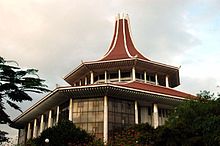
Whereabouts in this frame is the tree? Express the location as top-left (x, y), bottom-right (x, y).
top-left (31, 120), bottom-right (103, 146)
top-left (0, 56), bottom-right (49, 143)
top-left (155, 90), bottom-right (220, 146)
top-left (108, 123), bottom-right (155, 146)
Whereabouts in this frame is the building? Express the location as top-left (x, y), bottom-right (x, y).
top-left (11, 14), bottom-right (195, 145)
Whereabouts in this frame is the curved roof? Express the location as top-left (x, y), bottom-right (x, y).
top-left (100, 14), bottom-right (149, 61)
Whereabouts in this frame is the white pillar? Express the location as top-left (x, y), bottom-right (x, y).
top-left (48, 110), bottom-right (52, 128)
top-left (103, 96), bottom-right (108, 144)
top-left (79, 80), bottom-right (82, 86)
top-left (69, 98), bottom-right (73, 121)
top-left (27, 123), bottom-right (31, 140)
top-left (132, 67), bottom-right (136, 81)
top-left (135, 101), bottom-right (138, 124)
top-left (118, 69), bottom-right (121, 82)
top-left (105, 71), bottom-right (107, 83)
top-left (33, 119), bottom-right (37, 138)
top-left (56, 106), bottom-right (59, 124)
top-left (40, 115), bottom-right (44, 134)
top-left (153, 103), bottom-right (159, 128)
top-left (155, 74), bottom-right (158, 85)
top-left (165, 75), bottom-right (169, 87)
top-left (144, 71), bottom-right (147, 83)
top-left (85, 77), bottom-right (87, 85)
top-left (90, 71), bottom-right (94, 84)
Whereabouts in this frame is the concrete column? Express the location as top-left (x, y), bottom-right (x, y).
top-left (48, 110), bottom-right (52, 128)
top-left (103, 96), bottom-right (108, 144)
top-left (135, 101), bottom-right (138, 124)
top-left (90, 71), bottom-right (94, 84)
top-left (132, 67), bottom-right (136, 81)
top-left (105, 71), bottom-right (107, 83)
top-left (155, 74), bottom-right (158, 85)
top-left (33, 119), bottom-right (37, 138)
top-left (85, 77), bottom-right (87, 85)
top-left (27, 123), bottom-right (31, 140)
top-left (165, 75), bottom-right (169, 87)
top-left (69, 98), bottom-right (73, 121)
top-left (144, 71), bottom-right (147, 83)
top-left (40, 115), bottom-right (44, 134)
top-left (56, 106), bottom-right (59, 124)
top-left (153, 103), bottom-right (159, 128)
top-left (79, 80), bottom-right (82, 86)
top-left (118, 69), bottom-right (121, 82)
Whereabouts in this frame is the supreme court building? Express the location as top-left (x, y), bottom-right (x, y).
top-left (11, 14), bottom-right (195, 145)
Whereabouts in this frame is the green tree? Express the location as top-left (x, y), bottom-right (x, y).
top-left (32, 120), bottom-right (103, 146)
top-left (109, 123), bottom-right (155, 146)
top-left (155, 90), bottom-right (220, 146)
top-left (0, 56), bottom-right (49, 143)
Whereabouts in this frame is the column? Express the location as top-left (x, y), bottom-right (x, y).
top-left (105, 71), bottom-right (107, 83)
top-left (118, 69), bottom-right (121, 82)
top-left (56, 106), bottom-right (59, 124)
top-left (27, 123), bottom-right (31, 140)
top-left (135, 101), bottom-right (138, 124)
top-left (165, 75), bottom-right (169, 87)
top-left (153, 103), bottom-right (159, 128)
top-left (85, 77), bottom-right (87, 85)
top-left (33, 119), bottom-right (37, 138)
top-left (48, 110), bottom-right (52, 128)
top-left (90, 71), bottom-right (94, 84)
top-left (40, 114), bottom-right (44, 134)
top-left (144, 71), bottom-right (147, 83)
top-left (69, 98), bottom-right (73, 121)
top-left (155, 74), bottom-right (158, 85)
top-left (132, 67), bottom-right (136, 81)
top-left (79, 80), bottom-right (82, 86)
top-left (103, 96), bottom-right (108, 144)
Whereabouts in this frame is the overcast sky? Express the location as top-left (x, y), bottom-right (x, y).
top-left (1, 0), bottom-right (220, 140)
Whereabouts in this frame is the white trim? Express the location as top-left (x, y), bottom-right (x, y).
top-left (123, 18), bottom-right (132, 58)
top-left (144, 71), bottom-right (147, 83)
top-left (126, 14), bottom-right (148, 59)
top-left (132, 67), bottom-right (136, 81)
top-left (90, 71), bottom-right (94, 84)
top-left (105, 71), bottom-right (107, 83)
top-left (100, 15), bottom-right (120, 60)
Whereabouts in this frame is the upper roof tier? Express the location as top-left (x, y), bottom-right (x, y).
top-left (100, 13), bottom-right (149, 61)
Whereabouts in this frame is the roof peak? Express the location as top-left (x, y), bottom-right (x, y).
top-left (100, 14), bottom-right (150, 61)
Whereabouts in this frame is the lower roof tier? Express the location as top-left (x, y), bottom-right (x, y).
top-left (11, 81), bottom-right (196, 128)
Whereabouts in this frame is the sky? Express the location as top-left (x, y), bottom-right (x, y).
top-left (1, 0), bottom-right (220, 141)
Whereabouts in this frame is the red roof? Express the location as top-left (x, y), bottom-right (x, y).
top-left (100, 14), bottom-right (149, 61)
top-left (113, 81), bottom-right (196, 99)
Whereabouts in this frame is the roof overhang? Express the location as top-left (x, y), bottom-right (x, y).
top-left (64, 58), bottom-right (180, 87)
top-left (11, 82), bottom-right (189, 129)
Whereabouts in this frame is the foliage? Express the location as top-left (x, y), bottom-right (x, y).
top-left (0, 56), bottom-right (49, 143)
top-left (154, 90), bottom-right (220, 146)
top-left (108, 123), bottom-right (155, 146)
top-left (32, 120), bottom-right (104, 146)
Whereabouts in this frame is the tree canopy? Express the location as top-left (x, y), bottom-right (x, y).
top-left (0, 56), bottom-right (49, 143)
top-left (154, 91), bottom-right (220, 146)
top-left (31, 120), bottom-right (103, 146)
